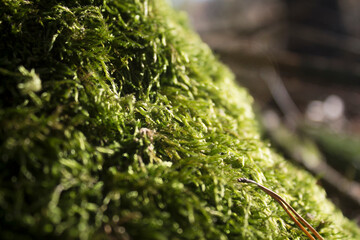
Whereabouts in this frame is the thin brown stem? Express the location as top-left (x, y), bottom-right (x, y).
top-left (237, 178), bottom-right (324, 240)
top-left (274, 196), bottom-right (316, 240)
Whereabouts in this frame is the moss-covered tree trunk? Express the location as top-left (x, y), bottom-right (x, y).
top-left (0, 0), bottom-right (359, 239)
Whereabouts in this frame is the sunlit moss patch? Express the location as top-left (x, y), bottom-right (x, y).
top-left (0, 0), bottom-right (359, 239)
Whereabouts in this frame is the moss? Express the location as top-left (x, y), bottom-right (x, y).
top-left (0, 0), bottom-right (359, 239)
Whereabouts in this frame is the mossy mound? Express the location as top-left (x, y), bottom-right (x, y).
top-left (0, 0), bottom-right (359, 239)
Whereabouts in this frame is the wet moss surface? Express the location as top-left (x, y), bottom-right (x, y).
top-left (1, 0), bottom-right (359, 239)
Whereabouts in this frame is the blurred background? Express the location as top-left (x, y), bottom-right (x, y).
top-left (170, 0), bottom-right (360, 224)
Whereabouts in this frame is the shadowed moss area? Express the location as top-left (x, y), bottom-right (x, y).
top-left (0, 0), bottom-right (359, 239)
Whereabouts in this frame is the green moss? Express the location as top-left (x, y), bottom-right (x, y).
top-left (0, 0), bottom-right (359, 239)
